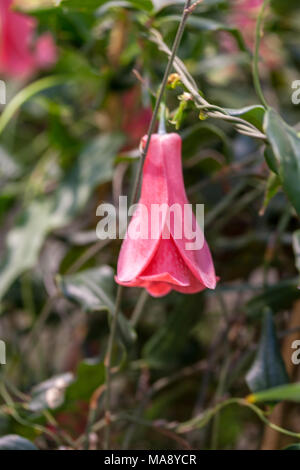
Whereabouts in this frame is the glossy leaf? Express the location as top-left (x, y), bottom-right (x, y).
top-left (261, 172), bottom-right (281, 212)
top-left (246, 309), bottom-right (289, 394)
top-left (225, 105), bottom-right (265, 132)
top-left (264, 147), bottom-right (279, 175)
top-left (248, 382), bottom-right (300, 404)
top-left (65, 359), bottom-right (106, 402)
top-left (264, 108), bottom-right (300, 216)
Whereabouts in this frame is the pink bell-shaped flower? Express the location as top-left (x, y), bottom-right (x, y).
top-left (116, 133), bottom-right (218, 297)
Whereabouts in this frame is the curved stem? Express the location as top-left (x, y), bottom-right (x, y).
top-left (151, 28), bottom-right (267, 140)
top-left (103, 285), bottom-right (123, 449)
top-left (253, 0), bottom-right (270, 109)
top-left (130, 289), bottom-right (149, 328)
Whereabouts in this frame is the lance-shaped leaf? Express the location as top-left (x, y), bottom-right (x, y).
top-left (264, 108), bottom-right (300, 216)
top-left (246, 308), bottom-right (289, 394)
top-left (261, 172), bottom-right (281, 213)
top-left (57, 266), bottom-right (136, 347)
top-left (247, 382), bottom-right (300, 404)
top-left (225, 105), bottom-right (265, 132)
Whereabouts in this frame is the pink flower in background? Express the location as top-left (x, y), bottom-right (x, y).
top-left (223, 0), bottom-right (282, 69)
top-left (116, 133), bottom-right (218, 297)
top-left (122, 88), bottom-right (152, 150)
top-left (0, 0), bottom-right (57, 79)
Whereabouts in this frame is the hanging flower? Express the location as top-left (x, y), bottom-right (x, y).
top-left (115, 133), bottom-right (218, 297)
top-left (0, 0), bottom-right (57, 79)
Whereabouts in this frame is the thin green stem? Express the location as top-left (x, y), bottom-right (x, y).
top-left (130, 0), bottom-right (192, 207)
top-left (253, 0), bottom-right (270, 109)
top-left (102, 0), bottom-right (194, 450)
top-left (130, 289), bottom-right (149, 328)
top-left (103, 285), bottom-right (124, 449)
top-left (0, 76), bottom-right (66, 136)
top-left (176, 397), bottom-right (300, 441)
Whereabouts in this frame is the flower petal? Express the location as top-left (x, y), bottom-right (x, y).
top-left (117, 135), bottom-right (168, 283)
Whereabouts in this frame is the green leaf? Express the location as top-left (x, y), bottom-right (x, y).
top-left (224, 105), bottom-right (265, 132)
top-left (248, 382), bottom-right (300, 404)
top-left (57, 266), bottom-right (136, 347)
top-left (261, 172), bottom-right (281, 212)
top-left (65, 359), bottom-right (105, 402)
top-left (246, 279), bottom-right (300, 318)
top-left (246, 309), bottom-right (289, 394)
top-left (283, 444), bottom-right (300, 450)
top-left (264, 146), bottom-right (279, 174)
top-left (0, 435), bottom-right (38, 450)
top-left (264, 108), bottom-right (300, 216)
top-left (0, 134), bottom-right (123, 301)
top-left (0, 200), bottom-right (52, 301)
